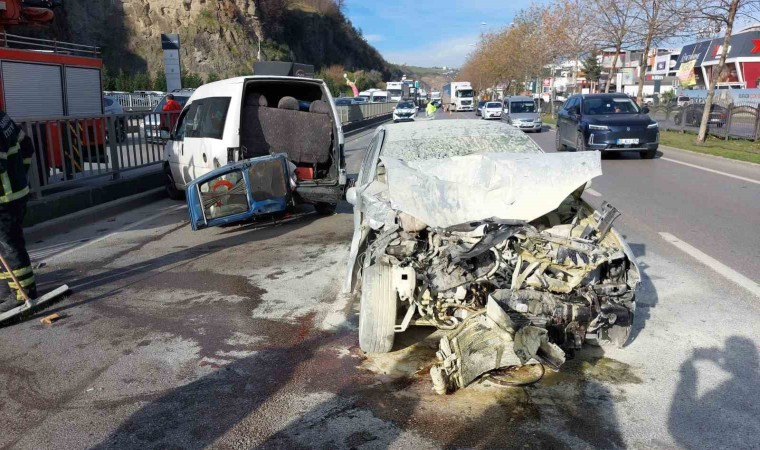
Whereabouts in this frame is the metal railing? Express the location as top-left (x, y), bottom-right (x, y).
top-left (16, 102), bottom-right (398, 199)
top-left (649, 99), bottom-right (760, 141)
top-left (106, 93), bottom-right (163, 112)
top-left (0, 32), bottom-right (100, 58)
top-left (336, 101), bottom-right (397, 124)
top-left (17, 112), bottom-right (176, 199)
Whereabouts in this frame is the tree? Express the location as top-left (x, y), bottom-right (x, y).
top-left (628, 0), bottom-right (696, 103)
top-left (582, 53), bottom-right (603, 91)
top-left (551, 0), bottom-right (602, 95)
top-left (592, 0), bottom-right (639, 92)
top-left (153, 70), bottom-right (167, 92)
top-left (206, 72), bottom-right (220, 83)
top-left (694, 0), bottom-right (760, 144)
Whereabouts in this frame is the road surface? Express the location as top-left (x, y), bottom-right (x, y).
top-left (1, 111), bottom-right (758, 449)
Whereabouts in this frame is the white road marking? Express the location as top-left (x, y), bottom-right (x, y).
top-left (659, 232), bottom-right (760, 298)
top-left (37, 205), bottom-right (186, 263)
top-left (660, 157), bottom-right (760, 185)
top-left (585, 188), bottom-right (603, 197)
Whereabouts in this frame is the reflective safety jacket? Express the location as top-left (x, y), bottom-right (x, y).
top-left (0, 112), bottom-right (34, 203)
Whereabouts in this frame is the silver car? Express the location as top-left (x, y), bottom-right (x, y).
top-left (345, 120), bottom-right (640, 392)
top-left (502, 95), bottom-right (543, 132)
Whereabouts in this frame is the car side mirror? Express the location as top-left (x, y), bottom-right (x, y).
top-left (641, 107), bottom-right (650, 114)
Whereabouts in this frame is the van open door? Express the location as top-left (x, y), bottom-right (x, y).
top-left (186, 153), bottom-right (292, 230)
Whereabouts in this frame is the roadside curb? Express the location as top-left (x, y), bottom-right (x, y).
top-left (659, 145), bottom-right (760, 168)
top-left (25, 187), bottom-right (168, 242)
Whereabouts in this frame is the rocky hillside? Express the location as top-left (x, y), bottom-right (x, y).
top-left (29, 0), bottom-right (398, 80)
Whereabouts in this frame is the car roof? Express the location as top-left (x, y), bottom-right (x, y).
top-left (189, 75), bottom-right (326, 101)
top-left (581, 93), bottom-right (629, 99)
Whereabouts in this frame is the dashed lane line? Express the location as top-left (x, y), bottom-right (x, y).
top-left (659, 232), bottom-right (760, 298)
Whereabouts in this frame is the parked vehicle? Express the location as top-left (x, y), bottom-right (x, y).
top-left (103, 96), bottom-right (127, 143)
top-left (386, 82), bottom-right (404, 102)
top-left (555, 93), bottom-right (659, 159)
top-left (345, 120), bottom-right (639, 366)
top-left (481, 101), bottom-right (502, 119)
top-left (144, 91), bottom-right (193, 143)
top-left (441, 81), bottom-right (474, 111)
top-left (370, 91), bottom-right (389, 103)
top-left (669, 95), bottom-right (691, 107)
top-left (643, 95), bottom-right (656, 106)
top-left (164, 63), bottom-right (346, 220)
top-left (673, 103), bottom-right (727, 128)
top-left (393, 100), bottom-right (418, 122)
top-left (502, 96), bottom-right (542, 132)
top-left (475, 101), bottom-right (487, 116)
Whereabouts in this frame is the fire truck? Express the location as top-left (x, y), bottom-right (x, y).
top-left (0, 0), bottom-right (106, 175)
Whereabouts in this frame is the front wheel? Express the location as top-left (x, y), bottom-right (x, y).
top-left (164, 166), bottom-right (184, 200)
top-left (359, 264), bottom-right (397, 353)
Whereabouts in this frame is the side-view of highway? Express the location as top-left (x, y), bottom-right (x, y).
top-left (0, 110), bottom-right (756, 449)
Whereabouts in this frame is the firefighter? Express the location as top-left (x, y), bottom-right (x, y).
top-left (0, 111), bottom-right (37, 313)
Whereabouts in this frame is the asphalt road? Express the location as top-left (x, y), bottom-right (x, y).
top-left (1, 110), bottom-right (758, 449)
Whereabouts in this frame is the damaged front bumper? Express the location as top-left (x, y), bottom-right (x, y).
top-left (348, 152), bottom-right (640, 394)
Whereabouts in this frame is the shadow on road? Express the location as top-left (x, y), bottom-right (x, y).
top-left (625, 243), bottom-right (658, 346)
top-left (668, 336), bottom-right (760, 449)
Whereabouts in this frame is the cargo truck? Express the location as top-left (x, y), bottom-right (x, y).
top-left (441, 82), bottom-right (474, 112)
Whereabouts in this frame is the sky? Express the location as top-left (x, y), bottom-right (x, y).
top-left (345, 0), bottom-right (545, 68)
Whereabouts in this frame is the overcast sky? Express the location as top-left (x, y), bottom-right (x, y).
top-left (345, 0), bottom-right (544, 68)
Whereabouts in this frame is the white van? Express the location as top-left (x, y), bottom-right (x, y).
top-left (162, 72), bottom-right (346, 215)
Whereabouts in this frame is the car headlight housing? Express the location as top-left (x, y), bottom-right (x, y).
top-left (588, 124), bottom-right (609, 130)
top-left (647, 122), bottom-right (659, 128)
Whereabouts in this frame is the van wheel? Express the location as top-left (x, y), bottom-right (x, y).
top-left (314, 202), bottom-right (337, 215)
top-left (359, 263), bottom-right (397, 353)
top-left (164, 166), bottom-right (184, 200)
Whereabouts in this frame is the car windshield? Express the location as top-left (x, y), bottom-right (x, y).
top-left (510, 101), bottom-right (536, 113)
top-left (397, 101), bottom-right (415, 109)
top-left (153, 95), bottom-right (190, 112)
top-left (104, 97), bottom-right (113, 107)
top-left (486, 102), bottom-right (501, 108)
top-left (582, 97), bottom-right (640, 115)
top-left (456, 89), bottom-right (474, 98)
top-left (373, 96), bottom-right (387, 102)
top-left (388, 89), bottom-right (403, 96)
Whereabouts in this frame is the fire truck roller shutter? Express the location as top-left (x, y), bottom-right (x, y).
top-left (64, 67), bottom-right (103, 115)
top-left (1, 61), bottom-right (64, 117)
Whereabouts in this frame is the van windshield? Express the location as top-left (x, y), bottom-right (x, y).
top-left (510, 101), bottom-right (536, 113)
top-left (456, 89), bottom-right (474, 98)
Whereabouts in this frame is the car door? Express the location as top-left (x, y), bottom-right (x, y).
top-left (185, 154), bottom-right (291, 231)
top-left (185, 97), bottom-right (232, 182)
top-left (557, 97), bottom-right (575, 144)
top-left (564, 96), bottom-right (581, 145)
top-left (165, 107), bottom-right (190, 188)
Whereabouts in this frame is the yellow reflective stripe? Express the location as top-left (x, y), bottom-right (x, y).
top-left (0, 186), bottom-right (29, 203)
top-left (0, 267), bottom-right (33, 280)
top-left (1, 172), bottom-right (11, 194)
top-left (0, 154), bottom-right (6, 160)
top-left (17, 130), bottom-right (25, 141)
top-left (7, 143), bottom-right (19, 156)
top-left (9, 276), bottom-right (35, 289)
top-left (23, 158), bottom-right (32, 165)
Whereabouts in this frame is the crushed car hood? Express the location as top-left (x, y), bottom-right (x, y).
top-left (381, 152), bottom-right (602, 229)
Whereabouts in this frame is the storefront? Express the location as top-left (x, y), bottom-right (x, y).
top-left (675, 29), bottom-right (760, 89)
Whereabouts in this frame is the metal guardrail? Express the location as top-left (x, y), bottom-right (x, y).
top-left (649, 100), bottom-right (760, 141)
top-left (336, 101), bottom-right (397, 124)
top-left (17, 112), bottom-right (174, 199)
top-left (107, 93), bottom-right (163, 112)
top-left (0, 32), bottom-right (100, 58)
top-left (16, 102), bottom-right (397, 199)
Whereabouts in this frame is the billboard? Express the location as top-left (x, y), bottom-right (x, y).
top-left (620, 68), bottom-right (635, 85)
top-left (161, 33), bottom-right (182, 92)
top-left (677, 60), bottom-right (697, 87)
top-left (652, 55), bottom-right (670, 75)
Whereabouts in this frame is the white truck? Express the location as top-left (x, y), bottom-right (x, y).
top-left (386, 82), bottom-right (403, 102)
top-left (442, 82), bottom-right (475, 112)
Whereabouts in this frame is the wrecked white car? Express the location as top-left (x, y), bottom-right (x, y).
top-left (345, 120), bottom-right (640, 394)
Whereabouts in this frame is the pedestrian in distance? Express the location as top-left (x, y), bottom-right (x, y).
top-left (426, 101), bottom-right (437, 119)
top-left (161, 94), bottom-right (183, 133)
top-left (0, 111), bottom-right (37, 313)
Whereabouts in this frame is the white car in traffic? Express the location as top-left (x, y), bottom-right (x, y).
top-left (393, 100), bottom-right (418, 122)
top-left (481, 101), bottom-right (502, 119)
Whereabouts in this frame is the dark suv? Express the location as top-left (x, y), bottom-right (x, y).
top-left (556, 93), bottom-right (659, 159)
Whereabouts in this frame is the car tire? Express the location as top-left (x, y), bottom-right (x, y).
top-left (555, 128), bottom-right (566, 151)
top-left (640, 149), bottom-right (657, 159)
top-left (359, 263), bottom-right (397, 353)
top-left (164, 166), bottom-right (184, 201)
top-left (314, 202), bottom-right (337, 215)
